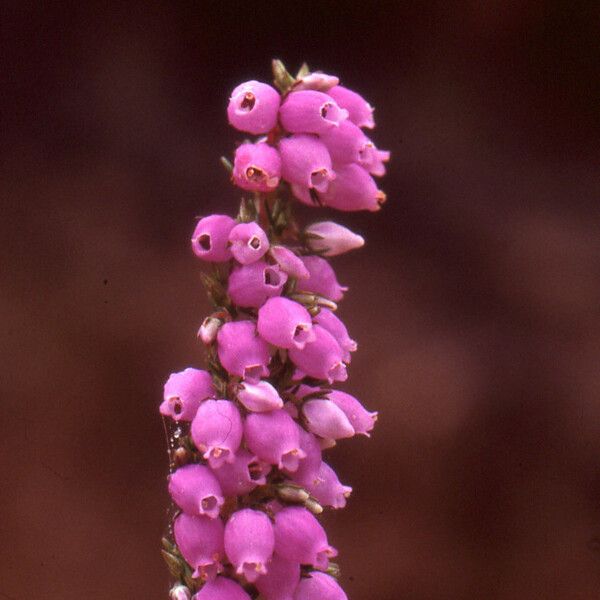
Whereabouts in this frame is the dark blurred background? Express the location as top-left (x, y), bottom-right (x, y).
top-left (2, 1), bottom-right (600, 598)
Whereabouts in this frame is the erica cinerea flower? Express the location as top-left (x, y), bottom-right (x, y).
top-left (160, 59), bottom-right (388, 599)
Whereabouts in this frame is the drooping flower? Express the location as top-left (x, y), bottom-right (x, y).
top-left (191, 215), bottom-right (237, 262)
top-left (217, 320), bottom-right (271, 381)
top-left (237, 380), bottom-right (284, 412)
top-left (313, 309), bottom-right (356, 362)
top-left (160, 368), bottom-right (215, 422)
top-left (327, 389), bottom-right (377, 436)
top-left (269, 246), bottom-right (310, 279)
top-left (228, 260), bottom-right (288, 308)
top-left (193, 576), bottom-right (252, 600)
top-left (284, 423), bottom-right (322, 483)
top-left (224, 508), bottom-right (275, 582)
top-left (190, 400), bottom-right (243, 468)
top-left (255, 553), bottom-right (301, 600)
top-left (304, 221), bottom-right (364, 257)
top-left (320, 163), bottom-right (385, 212)
top-left (227, 80), bottom-right (281, 134)
top-left (228, 221), bottom-right (270, 265)
top-left (279, 91), bottom-right (348, 134)
top-left (302, 399), bottom-right (355, 441)
top-left (294, 461), bottom-right (352, 509)
top-left (298, 255), bottom-right (347, 302)
top-left (257, 296), bottom-right (315, 350)
top-left (293, 571), bottom-right (348, 600)
top-left (232, 142), bottom-right (281, 193)
top-left (327, 84), bottom-right (375, 129)
top-left (211, 449), bottom-right (271, 497)
top-left (168, 464), bottom-right (224, 518)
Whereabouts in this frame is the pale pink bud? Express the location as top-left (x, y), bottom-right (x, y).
top-left (255, 553), bottom-right (301, 600)
top-left (302, 399), bottom-right (355, 440)
top-left (217, 320), bottom-right (271, 381)
top-left (191, 400), bottom-right (243, 468)
top-left (298, 256), bottom-right (347, 302)
top-left (198, 315), bottom-right (222, 345)
top-left (273, 506), bottom-right (337, 569)
top-left (320, 163), bottom-right (385, 212)
top-left (228, 260), bottom-right (288, 308)
top-left (327, 85), bottom-right (375, 129)
top-left (288, 325), bottom-right (348, 384)
top-left (173, 513), bottom-right (225, 580)
top-left (168, 464), bottom-right (224, 519)
top-left (293, 571), bottom-right (347, 600)
top-left (211, 449), bottom-right (271, 496)
top-left (191, 215), bottom-right (236, 262)
top-left (279, 134), bottom-right (335, 193)
top-left (160, 368), bottom-right (215, 422)
top-left (293, 72), bottom-right (339, 92)
top-left (327, 390), bottom-right (377, 437)
top-left (279, 91), bottom-right (348, 135)
top-left (313, 309), bottom-right (356, 362)
top-left (305, 221), bottom-right (364, 257)
top-left (193, 576), bottom-right (252, 600)
top-left (269, 246), bottom-right (310, 279)
top-left (228, 222), bottom-right (270, 265)
top-left (224, 508), bottom-right (275, 582)
top-left (257, 297), bottom-right (315, 350)
top-left (170, 585), bottom-right (192, 600)
top-left (245, 409), bottom-right (307, 471)
top-left (232, 142), bottom-right (281, 193)
top-left (227, 80), bottom-right (280, 135)
top-left (237, 380), bottom-right (283, 412)
top-left (296, 461), bottom-right (352, 509)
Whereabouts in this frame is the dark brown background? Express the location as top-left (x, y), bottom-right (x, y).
top-left (2, 2), bottom-right (600, 599)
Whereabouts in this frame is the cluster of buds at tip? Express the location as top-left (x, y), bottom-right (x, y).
top-left (161, 60), bottom-right (386, 600)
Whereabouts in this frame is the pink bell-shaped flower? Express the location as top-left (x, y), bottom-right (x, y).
top-left (237, 380), bottom-right (284, 412)
top-left (327, 390), bottom-right (377, 436)
top-left (305, 221), bottom-right (364, 257)
top-left (327, 84), bottom-right (375, 129)
top-left (288, 325), bottom-right (347, 384)
top-left (283, 423), bottom-right (322, 483)
top-left (245, 409), bottom-right (307, 471)
top-left (224, 508), bottom-right (275, 582)
top-left (320, 163), bottom-right (385, 212)
top-left (227, 80), bottom-right (280, 135)
top-left (279, 134), bottom-right (335, 194)
top-left (211, 449), bottom-right (271, 496)
top-left (269, 246), bottom-right (310, 279)
top-left (168, 464), bottom-right (224, 518)
top-left (298, 255), bottom-right (347, 302)
top-left (193, 576), bottom-right (252, 600)
top-left (228, 222), bottom-right (270, 265)
top-left (279, 91), bottom-right (348, 135)
top-left (173, 513), bottom-right (225, 580)
top-left (228, 260), bottom-right (288, 308)
top-left (257, 297), bottom-right (316, 350)
top-left (217, 320), bottom-right (271, 381)
top-left (191, 400), bottom-right (242, 468)
top-left (232, 142), bottom-right (281, 193)
top-left (313, 309), bottom-right (357, 362)
top-left (255, 553), bottom-right (301, 600)
top-left (273, 506), bottom-right (337, 570)
top-left (191, 215), bottom-right (236, 262)
top-left (293, 571), bottom-right (347, 600)
top-left (160, 368), bottom-right (215, 422)
top-left (302, 399), bottom-right (355, 441)
top-left (294, 461), bottom-right (352, 509)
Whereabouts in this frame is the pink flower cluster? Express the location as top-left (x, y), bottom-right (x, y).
top-left (161, 63), bottom-right (385, 600)
top-left (228, 72), bottom-right (389, 211)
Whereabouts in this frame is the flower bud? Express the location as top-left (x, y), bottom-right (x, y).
top-left (327, 85), bottom-right (375, 129)
top-left (237, 380), bottom-right (283, 412)
top-left (173, 513), bottom-right (224, 580)
top-left (191, 215), bottom-right (236, 262)
top-left (305, 221), bottom-right (364, 257)
top-left (245, 409), bottom-right (307, 471)
top-left (198, 315), bottom-right (222, 345)
top-left (191, 400), bottom-right (243, 468)
top-left (168, 464), bottom-right (224, 518)
top-left (255, 554), bottom-right (301, 600)
top-left (313, 309), bottom-right (356, 362)
top-left (298, 256), bottom-right (347, 302)
top-left (217, 320), bottom-right (271, 381)
top-left (211, 448), bottom-right (271, 496)
top-left (257, 297), bottom-right (315, 350)
top-left (228, 260), bottom-right (288, 308)
top-left (327, 390), bottom-right (377, 437)
top-left (160, 368), bottom-right (215, 422)
top-left (302, 399), bottom-right (355, 440)
top-left (288, 325), bottom-right (348, 384)
top-left (320, 163), bottom-right (385, 212)
top-left (169, 584), bottom-right (192, 600)
top-left (273, 506), bottom-right (337, 570)
top-left (224, 508), bottom-right (275, 582)
top-left (279, 134), bottom-right (335, 193)
top-left (293, 571), bottom-right (347, 600)
top-left (279, 91), bottom-right (348, 135)
top-left (293, 72), bottom-right (339, 92)
top-left (227, 80), bottom-right (280, 134)
top-left (269, 246), bottom-right (310, 279)
top-left (295, 461), bottom-right (352, 509)
top-left (193, 576), bottom-right (252, 600)
top-left (228, 222), bottom-right (270, 265)
top-left (232, 142), bottom-right (281, 193)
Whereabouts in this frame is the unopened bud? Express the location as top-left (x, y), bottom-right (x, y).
top-left (326, 562), bottom-right (341, 579)
top-left (172, 446), bottom-right (191, 467)
top-left (276, 483), bottom-right (310, 503)
top-left (169, 584), bottom-right (192, 600)
top-left (305, 221), bottom-right (364, 257)
top-left (290, 293), bottom-right (338, 312)
top-left (304, 497), bottom-right (323, 515)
